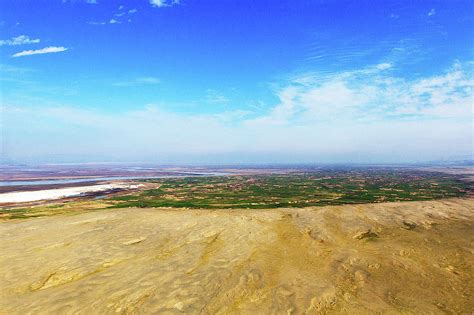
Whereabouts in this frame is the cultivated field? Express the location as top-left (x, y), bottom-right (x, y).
top-left (1, 169), bottom-right (470, 219)
top-left (112, 170), bottom-right (470, 209)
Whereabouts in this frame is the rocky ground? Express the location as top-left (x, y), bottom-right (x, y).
top-left (0, 198), bottom-right (473, 314)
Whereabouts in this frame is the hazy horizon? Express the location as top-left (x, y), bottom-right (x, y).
top-left (1, 155), bottom-right (473, 167)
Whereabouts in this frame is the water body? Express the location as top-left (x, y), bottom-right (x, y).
top-left (0, 172), bottom-right (229, 187)
top-left (0, 183), bottom-right (138, 203)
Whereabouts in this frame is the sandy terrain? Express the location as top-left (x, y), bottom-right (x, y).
top-left (0, 198), bottom-right (473, 314)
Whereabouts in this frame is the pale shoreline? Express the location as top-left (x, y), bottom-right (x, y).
top-left (0, 183), bottom-right (139, 203)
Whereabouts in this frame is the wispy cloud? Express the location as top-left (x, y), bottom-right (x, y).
top-left (0, 64), bottom-right (32, 73)
top-left (375, 63), bottom-right (392, 70)
top-left (246, 62), bottom-right (473, 126)
top-left (12, 46), bottom-right (68, 58)
top-left (136, 77), bottom-right (160, 84)
top-left (206, 89), bottom-right (229, 104)
top-left (0, 63), bottom-right (35, 84)
top-left (428, 8), bottom-right (436, 16)
top-left (62, 0), bottom-right (97, 3)
top-left (150, 0), bottom-right (180, 8)
top-left (113, 77), bottom-right (160, 87)
top-left (87, 21), bottom-right (106, 25)
top-left (4, 62), bottom-right (472, 163)
top-left (0, 35), bottom-right (40, 46)
top-left (89, 6), bottom-right (137, 25)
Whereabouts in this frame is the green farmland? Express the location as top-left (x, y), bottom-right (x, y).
top-left (109, 169), bottom-right (470, 209)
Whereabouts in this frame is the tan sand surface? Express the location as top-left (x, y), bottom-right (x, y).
top-left (0, 199), bottom-right (473, 314)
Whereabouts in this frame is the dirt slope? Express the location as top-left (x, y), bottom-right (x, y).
top-left (1, 198), bottom-right (473, 314)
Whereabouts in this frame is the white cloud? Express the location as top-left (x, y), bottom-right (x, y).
top-left (0, 35), bottom-right (40, 46)
top-left (246, 62), bottom-right (472, 127)
top-left (89, 6), bottom-right (136, 26)
top-left (150, 0), bottom-right (166, 7)
top-left (375, 63), bottom-right (392, 70)
top-left (428, 8), bottom-right (436, 16)
top-left (94, 7), bottom-right (137, 26)
top-left (2, 62), bottom-right (472, 163)
top-left (12, 46), bottom-right (68, 58)
top-left (3, 101), bottom-right (471, 163)
top-left (150, 0), bottom-right (179, 8)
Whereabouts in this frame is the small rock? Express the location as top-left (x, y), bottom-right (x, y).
top-left (354, 269), bottom-right (368, 286)
top-left (122, 237), bottom-right (146, 245)
top-left (446, 265), bottom-right (459, 275)
top-left (174, 302), bottom-right (184, 311)
top-left (368, 263), bottom-right (380, 270)
top-left (402, 220), bottom-right (417, 230)
top-left (353, 229), bottom-right (378, 240)
top-left (421, 220), bottom-right (436, 229)
top-left (276, 286), bottom-right (294, 297)
top-left (343, 292), bottom-right (352, 301)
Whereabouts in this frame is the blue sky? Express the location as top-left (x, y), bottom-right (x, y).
top-left (1, 0), bottom-right (473, 164)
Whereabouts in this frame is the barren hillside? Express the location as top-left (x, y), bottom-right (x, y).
top-left (1, 198), bottom-right (473, 314)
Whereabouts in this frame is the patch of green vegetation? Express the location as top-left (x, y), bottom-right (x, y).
top-left (0, 206), bottom-right (53, 220)
top-left (108, 169), bottom-right (470, 209)
top-left (0, 201), bottom-right (111, 220)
